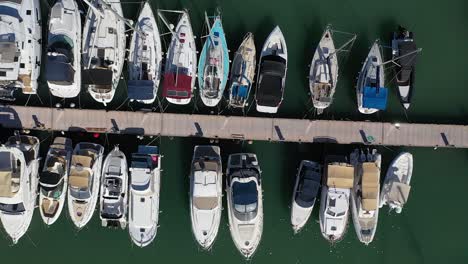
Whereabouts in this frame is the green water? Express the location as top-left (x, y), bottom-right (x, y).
top-left (2, 0), bottom-right (468, 263)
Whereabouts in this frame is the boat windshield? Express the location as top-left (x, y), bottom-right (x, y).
top-left (70, 187), bottom-right (91, 200)
top-left (0, 202), bottom-right (25, 214)
top-left (40, 180), bottom-right (65, 198)
top-left (326, 197), bottom-right (346, 217)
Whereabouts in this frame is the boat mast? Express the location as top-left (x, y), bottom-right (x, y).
top-left (380, 48), bottom-right (422, 67)
top-left (157, 10), bottom-right (177, 38)
top-left (82, 0), bottom-right (145, 36)
top-left (329, 33), bottom-right (357, 58)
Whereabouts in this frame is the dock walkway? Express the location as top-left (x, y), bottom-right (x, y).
top-left (0, 105), bottom-right (466, 148)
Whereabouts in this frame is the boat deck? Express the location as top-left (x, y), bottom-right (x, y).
top-left (0, 105), bottom-right (466, 148)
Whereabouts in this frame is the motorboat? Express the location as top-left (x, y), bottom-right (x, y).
top-left (255, 26), bottom-right (287, 113)
top-left (380, 152), bottom-right (413, 213)
top-left (319, 156), bottom-right (354, 242)
top-left (198, 12), bottom-right (229, 107)
top-left (290, 160), bottom-right (321, 233)
top-left (0, 133), bottom-right (40, 244)
top-left (392, 26), bottom-right (419, 109)
top-left (229, 32), bottom-right (256, 108)
top-left (128, 145), bottom-right (161, 247)
top-left (0, 0), bottom-right (42, 100)
top-left (309, 26), bottom-right (338, 110)
top-left (46, 0), bottom-right (81, 98)
top-left (161, 10), bottom-right (197, 105)
top-left (189, 145), bottom-right (222, 249)
top-left (226, 153), bottom-right (263, 258)
top-left (100, 146), bottom-right (128, 228)
top-left (67, 142), bottom-right (104, 229)
top-left (350, 149), bottom-right (381, 245)
top-left (356, 40), bottom-right (388, 114)
top-left (82, 0), bottom-right (126, 105)
top-left (127, 2), bottom-right (162, 104)
top-left (39, 137), bottom-right (72, 225)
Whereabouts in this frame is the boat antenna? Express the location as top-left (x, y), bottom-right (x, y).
top-left (379, 48), bottom-right (422, 67)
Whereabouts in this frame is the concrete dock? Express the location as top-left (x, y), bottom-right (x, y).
top-left (0, 105), bottom-right (465, 148)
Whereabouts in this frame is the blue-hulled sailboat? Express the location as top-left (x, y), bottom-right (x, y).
top-left (198, 12), bottom-right (229, 107)
top-left (229, 33), bottom-right (256, 108)
top-left (356, 40), bottom-right (388, 114)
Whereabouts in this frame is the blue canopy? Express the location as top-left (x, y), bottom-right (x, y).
top-left (231, 84), bottom-right (248, 99)
top-left (233, 181), bottom-right (258, 205)
top-left (363, 86), bottom-right (388, 110)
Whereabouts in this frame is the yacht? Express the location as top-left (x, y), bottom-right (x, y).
top-left (380, 152), bottom-right (413, 213)
top-left (350, 149), bottom-right (381, 245)
top-left (161, 10), bottom-right (197, 105)
top-left (226, 153), bottom-right (263, 258)
top-left (82, 0), bottom-right (126, 105)
top-left (356, 40), bottom-right (388, 114)
top-left (392, 26), bottom-right (419, 109)
top-left (319, 156), bottom-right (354, 242)
top-left (198, 12), bottom-right (229, 107)
top-left (229, 33), bottom-right (256, 108)
top-left (290, 160), bottom-right (321, 233)
top-left (0, 0), bottom-right (42, 100)
top-left (128, 145), bottom-right (161, 247)
top-left (0, 133), bottom-right (40, 244)
top-left (127, 2), bottom-right (162, 104)
top-left (309, 26), bottom-right (338, 110)
top-left (39, 137), bottom-right (72, 225)
top-left (255, 26), bottom-right (287, 113)
top-left (46, 0), bottom-right (81, 98)
top-left (189, 145), bottom-right (222, 249)
top-left (67, 142), bottom-right (104, 229)
top-left (100, 146), bottom-right (128, 228)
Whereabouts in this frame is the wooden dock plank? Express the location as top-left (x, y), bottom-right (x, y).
top-left (0, 105), bottom-right (467, 148)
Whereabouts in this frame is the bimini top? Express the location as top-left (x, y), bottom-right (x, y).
top-left (327, 163), bottom-right (354, 189)
top-left (361, 162), bottom-right (379, 211)
top-left (363, 86), bottom-right (388, 110)
top-left (162, 73), bottom-right (191, 99)
top-left (46, 53), bottom-right (75, 85)
top-left (257, 55), bottom-right (286, 107)
top-left (398, 41), bottom-right (417, 68)
top-left (127, 80), bottom-right (155, 101)
top-left (82, 69), bottom-right (113, 86)
top-left (296, 168), bottom-right (321, 208)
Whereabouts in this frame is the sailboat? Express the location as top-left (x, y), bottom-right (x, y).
top-left (0, 0), bottom-right (42, 101)
top-left (226, 153), bottom-right (263, 259)
top-left (290, 160), bottom-right (321, 233)
top-left (100, 146), bottom-right (128, 228)
top-left (356, 40), bottom-right (388, 114)
top-left (67, 142), bottom-right (104, 229)
top-left (127, 2), bottom-right (162, 104)
top-left (319, 156), bottom-right (354, 242)
top-left (255, 26), bottom-right (287, 114)
top-left (0, 133), bottom-right (40, 244)
top-left (160, 10), bottom-right (197, 105)
top-left (46, 0), bottom-right (81, 98)
top-left (198, 12), bottom-right (229, 107)
top-left (228, 33), bottom-right (256, 108)
top-left (380, 152), bottom-right (413, 213)
top-left (309, 27), bottom-right (338, 110)
top-left (392, 26), bottom-right (419, 109)
top-left (350, 149), bottom-right (381, 245)
top-left (39, 137), bottom-right (72, 225)
top-left (128, 145), bottom-right (161, 247)
top-left (82, 0), bottom-right (126, 105)
top-left (189, 145), bottom-right (222, 250)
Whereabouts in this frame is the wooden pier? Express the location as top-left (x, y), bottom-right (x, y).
top-left (0, 105), bottom-right (466, 148)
